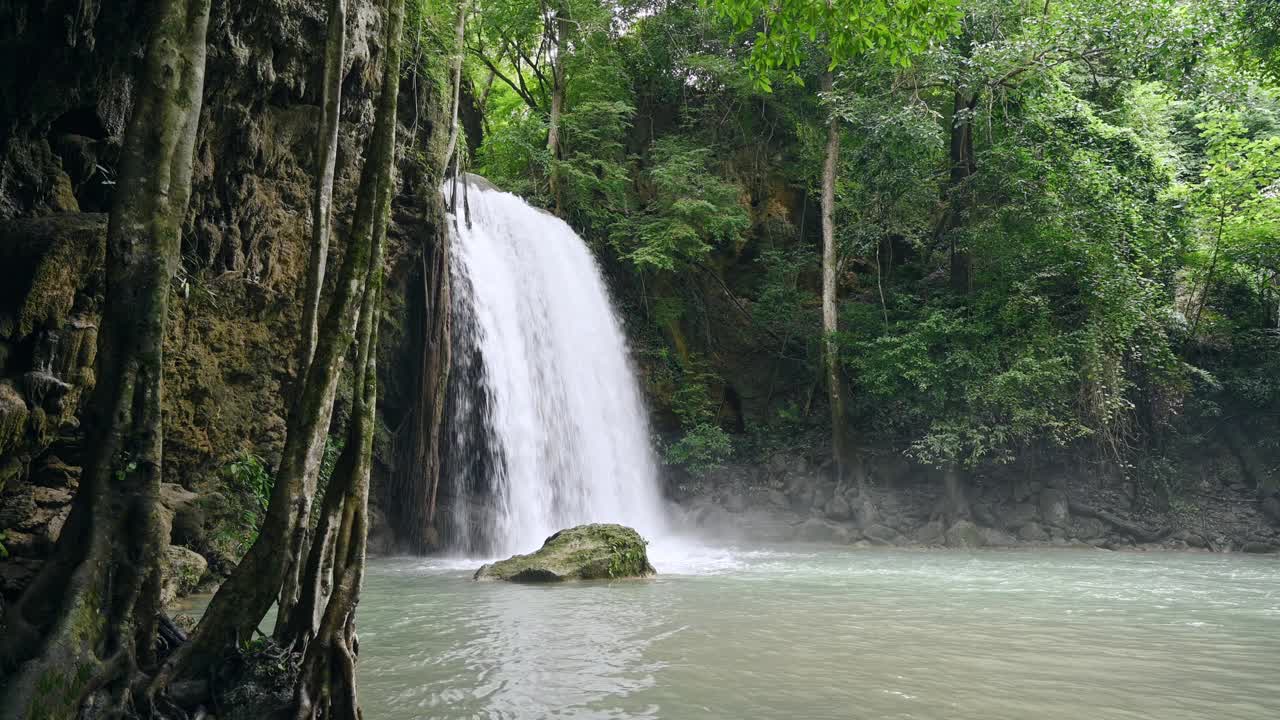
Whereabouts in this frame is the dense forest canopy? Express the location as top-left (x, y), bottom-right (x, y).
top-left (465, 0), bottom-right (1279, 486)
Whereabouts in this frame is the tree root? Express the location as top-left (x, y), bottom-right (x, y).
top-left (1069, 501), bottom-right (1174, 543)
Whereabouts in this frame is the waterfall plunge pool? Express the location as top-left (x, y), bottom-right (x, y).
top-left (354, 542), bottom-right (1280, 720)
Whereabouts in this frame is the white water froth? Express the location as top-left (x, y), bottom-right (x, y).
top-left (448, 180), bottom-right (667, 556)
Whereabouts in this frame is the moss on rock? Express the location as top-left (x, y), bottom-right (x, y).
top-left (0, 379), bottom-right (28, 457)
top-left (474, 524), bottom-right (656, 582)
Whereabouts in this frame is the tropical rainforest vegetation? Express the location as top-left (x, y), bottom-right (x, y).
top-left (468, 0), bottom-right (1279, 488)
top-left (0, 0), bottom-right (1276, 717)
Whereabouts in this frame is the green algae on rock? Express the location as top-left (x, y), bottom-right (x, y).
top-left (474, 524), bottom-right (656, 582)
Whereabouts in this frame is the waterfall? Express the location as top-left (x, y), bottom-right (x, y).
top-left (441, 176), bottom-right (666, 556)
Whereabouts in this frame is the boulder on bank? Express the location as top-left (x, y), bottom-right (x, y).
top-left (160, 545), bottom-right (208, 606)
top-left (474, 524), bottom-right (656, 582)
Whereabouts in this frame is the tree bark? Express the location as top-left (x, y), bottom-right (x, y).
top-left (442, 0), bottom-right (468, 171)
top-left (0, 0), bottom-right (210, 715)
top-left (937, 88), bottom-right (978, 294)
top-left (545, 8), bottom-right (567, 215)
top-left (281, 0), bottom-right (349, 634)
top-left (298, 0), bottom-right (349, 376)
top-left (293, 4), bottom-right (402, 707)
top-left (293, 145), bottom-right (387, 720)
top-left (154, 0), bottom-right (403, 687)
top-left (820, 70), bottom-right (846, 482)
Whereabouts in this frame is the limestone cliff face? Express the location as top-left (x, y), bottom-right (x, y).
top-left (0, 0), bottom-right (449, 600)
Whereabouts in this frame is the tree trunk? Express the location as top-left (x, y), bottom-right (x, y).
top-left (545, 10), bottom-right (567, 215)
top-left (442, 0), bottom-right (468, 171)
top-left (942, 465), bottom-right (972, 525)
top-left (820, 70), bottom-right (846, 482)
top-left (154, 0), bottom-right (403, 687)
top-left (937, 88), bottom-right (978, 294)
top-left (0, 0), bottom-right (210, 715)
top-left (293, 3), bottom-right (402, 703)
top-left (298, 0), bottom-right (348, 376)
top-left (390, 223), bottom-right (451, 551)
top-left (282, 0), bottom-right (348, 632)
top-left (292, 141), bottom-right (388, 720)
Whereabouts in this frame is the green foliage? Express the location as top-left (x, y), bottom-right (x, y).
top-left (605, 533), bottom-right (650, 578)
top-left (214, 451), bottom-right (273, 559)
top-left (713, 0), bottom-right (962, 89)
top-left (612, 137), bottom-right (750, 271)
top-left (470, 0), bottom-right (1279, 479)
top-left (1237, 0), bottom-right (1280, 80)
top-left (665, 422), bottom-right (734, 476)
top-left (226, 451), bottom-right (271, 512)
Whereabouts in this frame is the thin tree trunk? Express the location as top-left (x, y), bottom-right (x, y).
top-left (442, 0), bottom-right (468, 171)
top-left (418, 228), bottom-right (451, 541)
top-left (1185, 209), bottom-right (1227, 345)
top-left (545, 10), bottom-right (567, 215)
top-left (820, 70), bottom-right (846, 483)
top-left (937, 88), bottom-right (978, 294)
top-left (294, 2), bottom-right (402, 704)
top-left (0, 0), bottom-right (210, 715)
top-left (284, 0), bottom-right (348, 629)
top-left (154, 0), bottom-right (402, 687)
top-left (293, 161), bottom-right (386, 720)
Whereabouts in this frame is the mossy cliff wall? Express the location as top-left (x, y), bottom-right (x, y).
top-left (0, 0), bottom-right (450, 602)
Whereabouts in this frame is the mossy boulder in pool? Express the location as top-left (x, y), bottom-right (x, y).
top-left (474, 524), bottom-right (656, 582)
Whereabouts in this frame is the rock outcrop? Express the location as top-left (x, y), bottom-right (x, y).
top-left (0, 0), bottom-right (452, 602)
top-left (474, 524), bottom-right (656, 582)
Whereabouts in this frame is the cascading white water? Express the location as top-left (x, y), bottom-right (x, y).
top-left (444, 177), bottom-right (666, 556)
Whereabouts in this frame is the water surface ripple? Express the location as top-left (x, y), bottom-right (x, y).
top-left (357, 546), bottom-right (1280, 719)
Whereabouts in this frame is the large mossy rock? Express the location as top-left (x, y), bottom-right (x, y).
top-left (474, 524), bottom-right (656, 582)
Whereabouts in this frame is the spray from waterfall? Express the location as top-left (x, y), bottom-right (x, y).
top-left (441, 176), bottom-right (667, 556)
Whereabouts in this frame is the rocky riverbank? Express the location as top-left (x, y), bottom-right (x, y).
top-left (668, 453), bottom-right (1280, 553)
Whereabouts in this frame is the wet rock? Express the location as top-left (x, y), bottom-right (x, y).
top-left (31, 455), bottom-right (79, 487)
top-left (1071, 517), bottom-right (1108, 541)
top-left (863, 524), bottom-right (900, 546)
top-left (1018, 522), bottom-right (1049, 542)
top-left (474, 524), bottom-right (655, 582)
top-left (1183, 533), bottom-right (1207, 549)
top-left (796, 518), bottom-right (851, 543)
top-left (0, 557), bottom-right (40, 595)
top-left (979, 527), bottom-right (1018, 547)
top-left (1001, 503), bottom-right (1038, 529)
top-left (31, 485), bottom-right (71, 506)
top-left (1262, 496), bottom-right (1280, 526)
top-left (1011, 478), bottom-right (1038, 503)
top-left (972, 502), bottom-right (998, 528)
top-left (767, 489), bottom-right (788, 508)
top-left (853, 496), bottom-right (880, 528)
top-left (1240, 541), bottom-right (1277, 554)
top-left (1, 530), bottom-right (43, 556)
top-left (366, 504), bottom-right (394, 556)
top-left (0, 483), bottom-right (35, 530)
top-left (160, 483), bottom-right (202, 542)
top-left (915, 520), bottom-right (945, 546)
top-left (0, 456), bottom-right (21, 496)
top-left (724, 492), bottom-right (748, 513)
top-left (160, 545), bottom-right (208, 606)
top-left (945, 520), bottom-right (985, 548)
top-left (788, 485), bottom-right (814, 514)
top-left (824, 495), bottom-right (853, 522)
top-left (0, 380), bottom-right (29, 456)
top-left (811, 481), bottom-right (837, 510)
top-left (691, 503), bottom-right (732, 530)
top-left (1039, 488), bottom-right (1070, 527)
